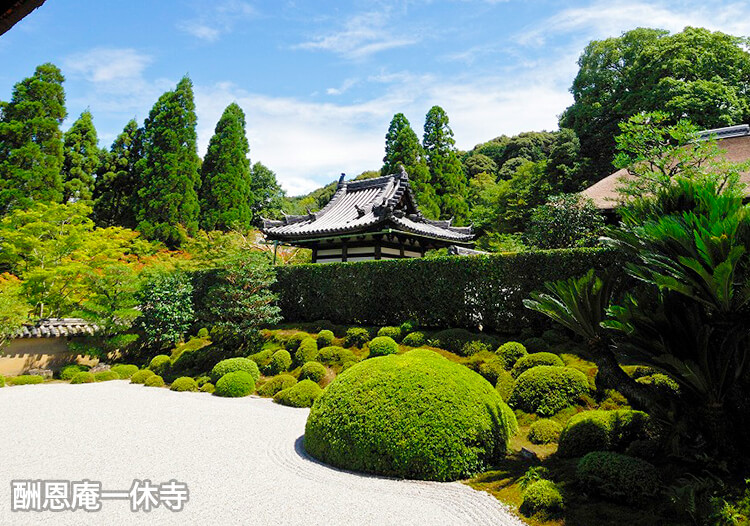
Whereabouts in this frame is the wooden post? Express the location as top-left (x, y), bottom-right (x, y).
top-left (311, 246), bottom-right (317, 263)
top-left (341, 238), bottom-right (348, 262)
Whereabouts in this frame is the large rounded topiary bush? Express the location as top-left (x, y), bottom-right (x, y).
top-left (509, 366), bottom-right (589, 416)
top-left (401, 331), bottom-right (426, 347)
top-left (367, 336), bottom-right (398, 357)
top-left (304, 349), bottom-right (516, 481)
top-left (528, 419), bottom-right (563, 445)
top-left (214, 371), bottom-right (255, 397)
top-left (576, 451), bottom-right (659, 504)
top-left (512, 352), bottom-right (564, 378)
top-left (497, 342), bottom-right (527, 368)
top-left (149, 354), bottom-right (171, 376)
top-left (210, 358), bottom-right (260, 384)
top-left (557, 409), bottom-right (651, 458)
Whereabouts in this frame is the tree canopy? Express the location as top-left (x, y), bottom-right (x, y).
top-left (62, 109), bottom-right (101, 204)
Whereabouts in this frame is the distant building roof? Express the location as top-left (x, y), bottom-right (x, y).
top-left (0, 0), bottom-right (46, 36)
top-left (582, 124), bottom-right (750, 210)
top-left (263, 169), bottom-right (474, 244)
top-left (15, 318), bottom-right (98, 339)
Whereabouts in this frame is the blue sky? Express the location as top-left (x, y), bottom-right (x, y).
top-left (2, 0), bottom-right (750, 195)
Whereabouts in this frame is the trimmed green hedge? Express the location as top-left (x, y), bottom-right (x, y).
top-left (521, 479), bottom-right (564, 516)
top-left (273, 379), bottom-right (323, 407)
top-left (377, 326), bottom-right (402, 342)
top-left (512, 352), bottom-right (564, 378)
top-left (130, 369), bottom-right (155, 384)
top-left (145, 375), bottom-right (165, 387)
top-left (70, 372), bottom-right (94, 384)
top-left (528, 419), bottom-right (562, 444)
top-left (214, 371), bottom-right (255, 397)
top-left (111, 364), bottom-right (139, 379)
top-left (557, 409), bottom-right (651, 458)
top-left (316, 330), bottom-right (335, 348)
top-left (265, 349), bottom-right (292, 375)
top-left (295, 337), bottom-right (319, 365)
top-left (275, 249), bottom-right (620, 331)
top-left (509, 366), bottom-right (589, 416)
top-left (94, 370), bottom-right (119, 382)
top-left (170, 377), bottom-right (199, 392)
top-left (10, 374), bottom-right (44, 385)
top-left (402, 331), bottom-right (426, 347)
top-left (210, 358), bottom-right (260, 384)
top-left (299, 362), bottom-right (327, 383)
top-left (60, 364), bottom-right (87, 380)
top-left (258, 374), bottom-right (297, 397)
top-left (576, 452), bottom-right (659, 504)
top-left (368, 336), bottom-right (399, 357)
top-left (497, 342), bottom-right (527, 368)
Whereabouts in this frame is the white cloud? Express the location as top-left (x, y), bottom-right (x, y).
top-left (326, 78), bottom-right (359, 96)
top-left (63, 48), bottom-right (152, 83)
top-left (177, 0), bottom-right (257, 42)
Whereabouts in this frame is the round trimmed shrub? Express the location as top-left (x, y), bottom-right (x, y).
top-left (10, 374), bottom-right (44, 385)
top-left (316, 346), bottom-right (350, 365)
top-left (367, 336), bottom-right (398, 357)
top-left (295, 337), bottom-right (319, 365)
top-left (285, 333), bottom-right (306, 352)
top-left (477, 359), bottom-right (506, 385)
top-left (70, 372), bottom-right (95, 384)
top-left (170, 377), bottom-right (199, 392)
top-left (200, 382), bottom-right (215, 393)
top-left (111, 364), bottom-right (139, 379)
top-left (265, 349), bottom-right (292, 375)
top-left (523, 337), bottom-right (550, 353)
top-left (461, 340), bottom-right (490, 356)
top-left (495, 370), bottom-right (515, 401)
top-left (274, 379), bottom-right (323, 408)
top-left (528, 419), bottom-right (562, 444)
top-left (512, 352), bottom-right (564, 378)
top-left (247, 349), bottom-right (273, 368)
top-left (377, 326), bottom-right (402, 342)
top-left (94, 370), bottom-right (119, 382)
top-left (557, 409), bottom-right (651, 458)
top-left (258, 374), bottom-right (297, 397)
top-left (145, 375), bottom-right (165, 387)
top-left (130, 369), bottom-right (155, 384)
top-left (576, 451), bottom-right (659, 504)
top-left (399, 320), bottom-right (418, 334)
top-left (60, 364), bottom-right (86, 380)
top-left (195, 375), bottom-right (211, 387)
top-left (197, 327), bottom-right (209, 338)
top-left (299, 361), bottom-right (327, 383)
top-left (214, 371), bottom-right (255, 397)
top-left (305, 349), bottom-right (517, 481)
top-left (509, 366), bottom-right (589, 416)
top-left (210, 358), bottom-right (260, 384)
top-left (521, 480), bottom-right (564, 516)
top-left (316, 330), bottom-right (335, 348)
top-left (497, 342), bottom-right (528, 368)
top-left (344, 327), bottom-right (370, 348)
top-left (149, 355), bottom-right (171, 376)
top-left (402, 331), bottom-right (426, 347)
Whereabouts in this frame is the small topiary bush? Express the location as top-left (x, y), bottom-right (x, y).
top-left (497, 342), bottom-right (528, 368)
top-left (130, 369), bottom-right (155, 384)
top-left (274, 379), bottom-right (323, 408)
top-left (316, 330), bottom-right (335, 348)
top-left (512, 352), bottom-right (564, 378)
top-left (399, 320), bottom-right (418, 334)
top-left (576, 451), bottom-right (659, 504)
top-left (317, 346), bottom-right (358, 366)
top-left (509, 366), bottom-right (589, 416)
top-left (377, 326), bottom-right (402, 342)
top-left (70, 372), bottom-right (95, 384)
top-left (214, 371), bottom-right (255, 397)
top-left (528, 419), bottom-right (563, 444)
top-left (257, 374), bottom-right (297, 397)
top-left (197, 327), bottom-right (209, 338)
top-left (200, 382), bottom-right (215, 393)
top-left (521, 479), bottom-right (564, 516)
top-left (344, 327), bottom-right (370, 348)
top-left (636, 373), bottom-right (680, 396)
top-left (461, 340), bottom-right (490, 356)
top-left (149, 354), bottom-right (171, 376)
top-left (523, 337), bottom-right (551, 353)
top-left (247, 349), bottom-right (273, 368)
top-left (428, 328), bottom-right (474, 354)
top-left (145, 375), bottom-right (165, 387)
top-left (170, 377), bottom-right (199, 392)
top-left (111, 364), bottom-right (139, 379)
top-left (305, 349), bottom-right (517, 481)
top-left (10, 374), bottom-right (45, 385)
top-left (94, 371), bottom-right (119, 382)
top-left (60, 364), bottom-right (87, 380)
top-left (0, 375), bottom-right (4, 387)
top-left (368, 336), bottom-right (399, 357)
top-left (195, 375), bottom-right (211, 387)
top-left (557, 409), bottom-right (651, 457)
top-left (299, 361), bottom-right (327, 383)
top-left (265, 349), bottom-right (292, 375)
top-left (295, 337), bottom-right (319, 365)
top-left (495, 370), bottom-right (515, 401)
top-left (210, 358), bottom-right (260, 384)
top-left (476, 358), bottom-right (506, 385)
top-left (285, 333), bottom-right (307, 352)
top-left (402, 331), bottom-right (426, 347)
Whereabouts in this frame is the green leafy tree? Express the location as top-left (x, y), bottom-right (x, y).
top-left (136, 270), bottom-right (194, 346)
top-left (0, 63), bottom-right (66, 213)
top-left (423, 106), bottom-right (468, 222)
top-left (135, 76), bottom-right (201, 246)
top-left (0, 273), bottom-right (29, 348)
top-left (526, 194), bottom-right (604, 249)
top-left (93, 119), bottom-right (142, 228)
top-left (381, 113), bottom-right (439, 218)
top-left (249, 162), bottom-right (285, 224)
top-left (61, 110), bottom-right (101, 204)
top-left (200, 103), bottom-right (254, 231)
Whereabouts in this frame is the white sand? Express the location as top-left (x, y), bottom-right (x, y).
top-left (0, 381), bottom-right (525, 525)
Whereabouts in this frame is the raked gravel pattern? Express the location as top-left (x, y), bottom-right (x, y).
top-left (0, 381), bottom-right (526, 526)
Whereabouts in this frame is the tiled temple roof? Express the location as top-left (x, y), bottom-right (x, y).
top-left (15, 318), bottom-right (98, 339)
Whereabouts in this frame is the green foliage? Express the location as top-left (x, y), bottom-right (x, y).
top-left (197, 327), bottom-right (209, 338)
top-left (0, 376), bottom-right (4, 387)
top-left (285, 333), bottom-right (306, 352)
top-left (195, 375), bottom-right (211, 387)
top-left (497, 342), bottom-right (528, 368)
top-left (200, 382), bottom-right (215, 393)
top-left (376, 326), bottom-right (402, 342)
top-left (576, 451), bottom-right (659, 504)
top-left (522, 337), bottom-right (550, 353)
top-left (518, 466), bottom-right (551, 491)
top-left (509, 366), bottom-right (590, 416)
top-left (512, 352), bottom-right (564, 378)
top-left (495, 370), bottom-right (515, 401)
top-left (144, 374), bottom-right (165, 387)
top-left (317, 346), bottom-right (358, 366)
top-left (149, 355), bottom-right (171, 376)
top-left (429, 328), bottom-right (474, 354)
top-left (110, 364), bottom-right (138, 379)
top-left (9, 374), bottom-right (44, 385)
top-left (557, 409), bottom-right (651, 458)
top-left (257, 374), bottom-right (297, 397)
top-left (0, 274), bottom-right (28, 348)
top-left (367, 336), bottom-right (398, 357)
top-left (521, 479), bottom-right (564, 516)
top-left (273, 379), bottom-right (322, 408)
top-left (247, 349), bottom-right (273, 368)
top-left (61, 110), bottom-right (100, 204)
top-left (59, 364), bottom-right (86, 381)
top-left (344, 327), bottom-right (370, 348)
top-left (170, 376), bottom-right (199, 392)
top-left (0, 63), bottom-right (65, 213)
top-left (402, 331), bottom-right (426, 347)
top-left (541, 329), bottom-right (567, 345)
top-left (527, 194), bottom-right (604, 249)
top-left (69, 372), bottom-right (94, 384)
top-left (295, 336), bottom-right (319, 365)
top-left (214, 370), bottom-right (255, 397)
top-left (299, 361), bottom-right (327, 383)
top-left (265, 349), bottom-right (292, 375)
top-left (528, 419), bottom-right (563, 444)
top-left (94, 370), bottom-right (119, 382)
top-left (276, 249), bottom-right (621, 333)
top-left (462, 340), bottom-right (490, 356)
top-left (316, 330), bottom-right (334, 348)
top-left (130, 369), bottom-right (155, 384)
top-left (477, 359), bottom-right (506, 385)
top-left (248, 162), bottom-right (285, 225)
top-left (136, 271), bottom-right (194, 346)
top-left (304, 349), bottom-right (516, 481)
top-left (210, 358), bottom-right (260, 384)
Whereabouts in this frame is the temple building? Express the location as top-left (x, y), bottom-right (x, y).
top-left (262, 169), bottom-right (475, 263)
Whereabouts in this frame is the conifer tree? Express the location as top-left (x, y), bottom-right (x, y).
top-left (199, 103), bottom-right (253, 231)
top-left (381, 113), bottom-right (439, 219)
top-left (0, 63), bottom-right (66, 214)
top-left (249, 162), bottom-right (285, 224)
top-left (423, 106), bottom-right (468, 223)
top-left (93, 119), bottom-right (141, 228)
top-left (62, 110), bottom-right (101, 204)
top-left (135, 76), bottom-right (201, 246)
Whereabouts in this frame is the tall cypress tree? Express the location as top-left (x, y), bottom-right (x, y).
top-left (199, 103), bottom-right (253, 231)
top-left (381, 113), bottom-right (439, 219)
top-left (135, 76), bottom-right (201, 246)
top-left (423, 106), bottom-right (468, 223)
top-left (0, 63), bottom-right (66, 214)
top-left (62, 110), bottom-right (101, 204)
top-left (92, 119), bottom-right (141, 228)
